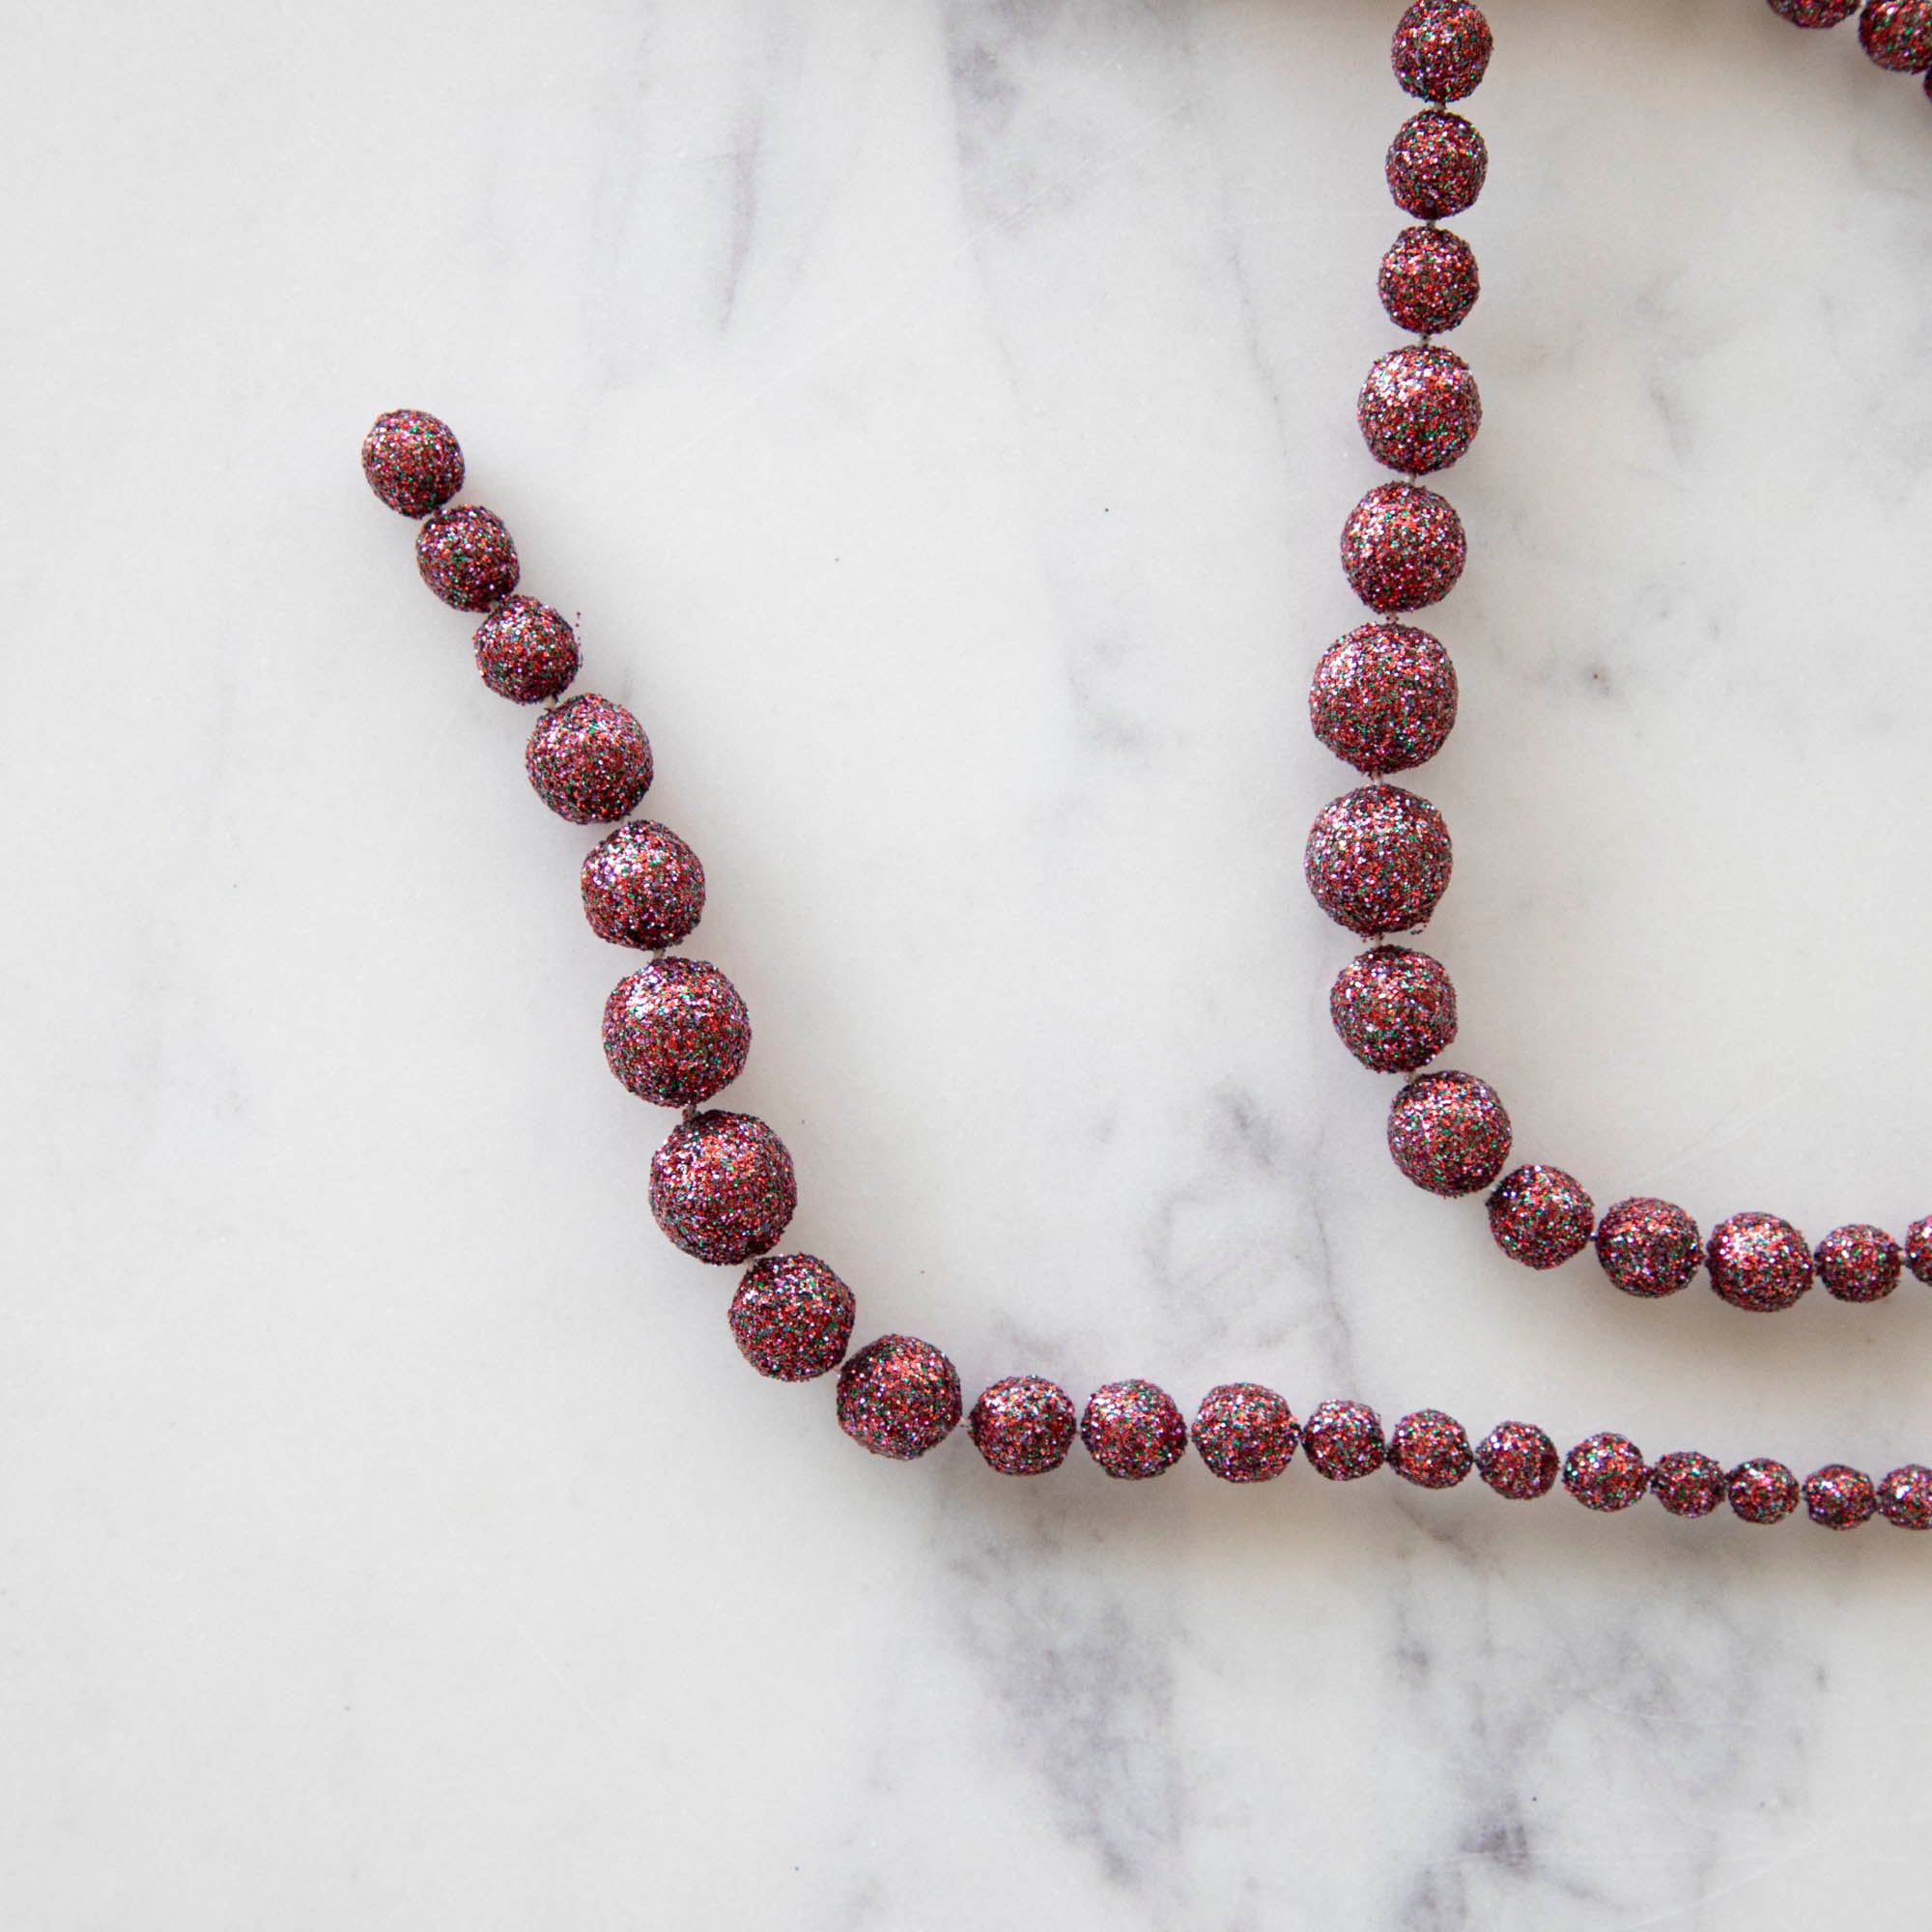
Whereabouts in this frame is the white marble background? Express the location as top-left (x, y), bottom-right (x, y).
top-left (5, 0), bottom-right (1931, 1923)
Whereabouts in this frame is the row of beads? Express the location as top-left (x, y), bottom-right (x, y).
top-left (1769, 0), bottom-right (1932, 96)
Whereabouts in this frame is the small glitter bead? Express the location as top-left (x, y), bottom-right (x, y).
top-left (1859, 0), bottom-right (1932, 69)
top-left (526, 694), bottom-right (653, 824)
top-left (1767, 0), bottom-right (1859, 22)
top-left (1475, 1421), bottom-right (1559, 1500)
top-left (1593, 1197), bottom-right (1700, 1298)
top-left (1650, 1451), bottom-right (1726, 1520)
top-left (361, 409), bottom-right (465, 518)
top-left (1707, 1211), bottom-right (1812, 1313)
top-left (728, 1254), bottom-right (855, 1381)
top-left (471, 596), bottom-right (580, 704)
top-left (970, 1377), bottom-right (1078, 1476)
top-left (1386, 110), bottom-right (1488, 219)
top-left (1379, 227), bottom-right (1480, 337)
top-left (415, 504), bottom-right (520, 611)
top-left (1878, 1464), bottom-right (1932, 1530)
top-left (1329, 945), bottom-right (1459, 1074)
top-left (1727, 1459), bottom-right (1800, 1525)
top-left (603, 958), bottom-right (751, 1108)
top-left (1804, 1463), bottom-right (1877, 1531)
top-left (1302, 1399), bottom-right (1386, 1481)
top-left (837, 1335), bottom-right (962, 1461)
top-left (1388, 1070), bottom-right (1512, 1197)
top-left (1193, 1383), bottom-right (1300, 1484)
top-left (1564, 1433), bottom-right (1648, 1513)
top-left (1358, 347), bottom-right (1482, 475)
top-left (1305, 785), bottom-right (1453, 937)
top-left (1080, 1379), bottom-right (1188, 1480)
top-left (1388, 1408), bottom-right (1472, 1490)
top-left (581, 820), bottom-right (706, 951)
top-left (648, 1109), bottom-right (797, 1264)
top-left (1813, 1223), bottom-right (1901, 1303)
top-left (1487, 1165), bottom-right (1595, 1270)
top-left (1904, 1216), bottom-right (1932, 1283)
top-left (1309, 622), bottom-right (1459, 778)
top-left (1392, 0), bottom-right (1494, 100)
top-left (1341, 483), bottom-right (1466, 614)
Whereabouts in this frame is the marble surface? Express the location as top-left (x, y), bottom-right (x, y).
top-left (6, 1), bottom-right (1932, 1924)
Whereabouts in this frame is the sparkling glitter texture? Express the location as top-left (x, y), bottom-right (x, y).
top-left (1193, 1383), bottom-right (1300, 1484)
top-left (1767, 0), bottom-right (1858, 22)
top-left (1564, 1433), bottom-right (1648, 1512)
top-left (1329, 945), bottom-right (1458, 1073)
top-left (1379, 227), bottom-right (1480, 336)
top-left (1391, 0), bottom-right (1494, 101)
top-left (1804, 1463), bottom-right (1877, 1531)
top-left (1475, 1421), bottom-right (1559, 1500)
top-left (1341, 483), bottom-right (1466, 613)
top-left (361, 409), bottom-right (464, 518)
top-left (526, 694), bottom-right (653, 824)
top-left (727, 1254), bottom-right (855, 1381)
top-left (1358, 347), bottom-right (1482, 475)
top-left (648, 1109), bottom-right (797, 1264)
top-left (1728, 1459), bottom-right (1800, 1525)
top-left (472, 596), bottom-right (579, 704)
top-left (1650, 1451), bottom-right (1726, 1520)
top-left (1707, 1211), bottom-right (1812, 1313)
top-left (1879, 1464), bottom-right (1932, 1529)
top-left (1904, 1216), bottom-right (1932, 1283)
top-left (1305, 784), bottom-right (1453, 936)
top-left (1593, 1196), bottom-right (1701, 1298)
top-left (1814, 1223), bottom-right (1900, 1303)
top-left (1388, 1408), bottom-right (1472, 1489)
top-left (970, 1377), bottom-right (1078, 1476)
top-left (1386, 110), bottom-right (1488, 218)
top-left (416, 504), bottom-right (519, 611)
top-left (1487, 1165), bottom-right (1595, 1270)
top-left (1303, 1399), bottom-right (1386, 1481)
top-left (1388, 1070), bottom-right (1511, 1197)
top-left (837, 1334), bottom-right (962, 1461)
top-left (1310, 622), bottom-right (1459, 777)
top-left (581, 820), bottom-right (706, 951)
top-left (603, 958), bottom-right (751, 1108)
top-left (1860, 0), bottom-right (1932, 69)
top-left (1081, 1379), bottom-right (1188, 1480)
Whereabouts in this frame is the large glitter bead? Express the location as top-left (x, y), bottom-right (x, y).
top-left (1193, 1383), bottom-right (1299, 1484)
top-left (1329, 945), bottom-right (1458, 1073)
top-left (361, 409), bottom-right (465, 517)
top-left (603, 958), bottom-right (751, 1108)
top-left (837, 1334), bottom-right (962, 1461)
top-left (970, 1377), bottom-right (1078, 1476)
top-left (1358, 346), bottom-right (1482, 475)
top-left (1707, 1211), bottom-right (1812, 1313)
top-left (648, 1109), bottom-right (796, 1264)
top-left (728, 1253), bottom-right (855, 1380)
top-left (1767, 0), bottom-right (1858, 22)
top-left (1388, 1070), bottom-right (1511, 1197)
top-left (1309, 622), bottom-right (1459, 777)
top-left (1341, 483), bottom-right (1466, 613)
top-left (471, 596), bottom-right (579, 704)
top-left (1814, 1223), bottom-right (1900, 1303)
top-left (1907, 1216), bottom-right (1932, 1283)
top-left (415, 504), bottom-right (519, 611)
top-left (1563, 1433), bottom-right (1647, 1512)
top-left (1080, 1379), bottom-right (1187, 1480)
top-left (1475, 1420), bottom-right (1559, 1500)
top-left (1650, 1450), bottom-right (1726, 1520)
top-left (1388, 1408), bottom-right (1472, 1489)
top-left (1804, 1463), bottom-right (1877, 1531)
top-left (1303, 1399), bottom-right (1386, 1480)
top-left (1305, 785), bottom-right (1453, 936)
top-left (1487, 1165), bottom-right (1595, 1270)
top-left (1593, 1197), bottom-right (1700, 1298)
top-left (1859, 0), bottom-right (1932, 69)
top-left (581, 820), bottom-right (706, 951)
top-left (526, 694), bottom-right (653, 823)
top-left (1392, 0), bottom-right (1494, 100)
top-left (1727, 1459), bottom-right (1800, 1525)
top-left (1879, 1464), bottom-right (1932, 1529)
top-left (1386, 110), bottom-right (1488, 218)
top-left (1379, 227), bottom-right (1480, 336)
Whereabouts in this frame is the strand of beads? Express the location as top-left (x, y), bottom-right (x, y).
top-left (1766, 0), bottom-right (1932, 99)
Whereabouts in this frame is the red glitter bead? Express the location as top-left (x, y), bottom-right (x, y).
top-left (415, 504), bottom-right (519, 611)
top-left (1804, 1463), bottom-right (1877, 1531)
top-left (1391, 0), bottom-right (1494, 101)
top-left (1193, 1383), bottom-right (1300, 1484)
top-left (1379, 227), bottom-right (1480, 337)
top-left (1358, 347), bottom-right (1482, 475)
top-left (1341, 483), bottom-right (1466, 614)
top-left (1487, 1165), bottom-right (1595, 1270)
top-left (1305, 784), bottom-right (1453, 936)
top-left (1767, 0), bottom-right (1858, 22)
top-left (1388, 1070), bottom-right (1512, 1197)
top-left (970, 1377), bottom-right (1078, 1476)
top-left (1309, 623), bottom-right (1459, 778)
top-left (1904, 1216), bottom-right (1932, 1283)
top-left (361, 409), bottom-right (465, 518)
top-left (526, 694), bottom-right (653, 824)
top-left (1593, 1197), bottom-right (1700, 1297)
top-left (837, 1334), bottom-right (962, 1461)
top-left (1813, 1223), bottom-right (1901, 1303)
top-left (1650, 1450), bottom-right (1726, 1520)
top-left (1727, 1459), bottom-right (1800, 1525)
top-left (1302, 1399), bottom-right (1386, 1480)
top-left (471, 596), bottom-right (579, 704)
top-left (648, 1109), bottom-right (797, 1264)
top-left (1878, 1464), bottom-right (1932, 1529)
top-left (1475, 1420), bottom-right (1559, 1500)
top-left (1329, 945), bottom-right (1458, 1074)
top-left (1080, 1379), bottom-right (1187, 1480)
top-left (728, 1253), bottom-right (855, 1381)
top-left (1707, 1211), bottom-right (1812, 1313)
top-left (1388, 1408), bottom-right (1472, 1490)
top-left (603, 958), bottom-right (751, 1108)
top-left (580, 820), bottom-right (705, 951)
top-left (1386, 110), bottom-right (1488, 219)
top-left (1563, 1433), bottom-right (1648, 1512)
top-left (1860, 0), bottom-right (1932, 69)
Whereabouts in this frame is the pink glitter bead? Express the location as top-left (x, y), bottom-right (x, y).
top-left (1391, 0), bottom-right (1494, 101)
top-left (1309, 623), bottom-right (1459, 778)
top-left (526, 694), bottom-right (653, 823)
top-left (1878, 1464), bottom-right (1932, 1529)
top-left (1386, 110), bottom-right (1488, 219)
top-left (415, 504), bottom-right (519, 611)
top-left (728, 1254), bottom-right (855, 1380)
top-left (1904, 1216), bottom-right (1932, 1283)
top-left (1341, 483), bottom-right (1466, 614)
top-left (1487, 1165), bottom-right (1595, 1270)
top-left (1860, 0), bottom-right (1932, 69)
top-left (1302, 1399), bottom-right (1386, 1481)
top-left (1804, 1463), bottom-right (1877, 1531)
top-left (1080, 1379), bottom-right (1187, 1480)
top-left (603, 958), bottom-right (751, 1108)
top-left (1813, 1223), bottom-right (1900, 1303)
top-left (1305, 785), bottom-right (1453, 936)
top-left (1474, 1421), bottom-right (1558, 1500)
top-left (1388, 1408), bottom-right (1472, 1490)
top-left (1767, 0), bottom-right (1858, 21)
top-left (1329, 945), bottom-right (1458, 1073)
top-left (837, 1335), bottom-right (962, 1461)
top-left (1563, 1433), bottom-right (1648, 1513)
top-left (1707, 1211), bottom-right (1813, 1313)
top-left (970, 1377), bottom-right (1078, 1476)
top-left (1193, 1383), bottom-right (1300, 1484)
top-left (1388, 1070), bottom-right (1512, 1197)
top-left (1650, 1450), bottom-right (1726, 1520)
top-left (472, 596), bottom-right (579, 704)
top-left (361, 409), bottom-right (465, 518)
top-left (580, 820), bottom-right (705, 951)
top-left (1358, 346), bottom-right (1482, 475)
top-left (1593, 1197), bottom-right (1701, 1298)
top-left (1379, 227), bottom-right (1480, 336)
top-left (1727, 1458), bottom-right (1800, 1525)
top-left (648, 1109), bottom-right (797, 1264)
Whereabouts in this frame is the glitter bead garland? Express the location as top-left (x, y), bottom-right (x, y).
top-left (728, 1254), bottom-right (855, 1381)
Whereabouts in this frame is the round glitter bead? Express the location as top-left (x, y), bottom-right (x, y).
top-left (1309, 622), bottom-right (1459, 777)
top-left (1305, 784), bottom-right (1453, 937)
top-left (1388, 1070), bottom-right (1511, 1197)
top-left (1860, 0), bottom-right (1932, 69)
top-left (837, 1334), bottom-right (962, 1461)
top-left (471, 596), bottom-right (579, 704)
top-left (1593, 1197), bottom-right (1701, 1298)
top-left (1329, 945), bottom-right (1458, 1074)
top-left (1302, 1400), bottom-right (1386, 1481)
top-left (1386, 110), bottom-right (1488, 219)
top-left (1563, 1433), bottom-right (1648, 1513)
top-left (1392, 0), bottom-right (1494, 101)
top-left (1804, 1463), bottom-right (1877, 1531)
top-left (970, 1377), bottom-right (1078, 1476)
top-left (1707, 1211), bottom-right (1812, 1313)
top-left (1767, 0), bottom-right (1858, 22)
top-left (1080, 1379), bottom-right (1187, 1481)
top-left (526, 694), bottom-right (653, 824)
top-left (1878, 1464), bottom-right (1932, 1530)
top-left (415, 504), bottom-right (519, 611)
top-left (1487, 1165), bottom-right (1595, 1270)
top-left (603, 958), bottom-right (751, 1108)
top-left (361, 409), bottom-right (465, 518)
top-left (648, 1109), bottom-right (797, 1264)
top-left (1192, 1384), bottom-right (1299, 1484)
top-left (1358, 346), bottom-right (1482, 476)
top-left (581, 820), bottom-right (706, 951)
top-left (1379, 227), bottom-right (1480, 337)
top-left (727, 1254), bottom-right (855, 1381)
top-left (1727, 1459), bottom-right (1800, 1526)
top-left (1650, 1451), bottom-right (1726, 1520)
top-left (1908, 1217), bottom-right (1932, 1283)
top-left (1341, 483), bottom-right (1466, 614)
top-left (1388, 1408), bottom-right (1472, 1490)
top-left (1474, 1421), bottom-right (1558, 1500)
top-left (1813, 1223), bottom-right (1900, 1303)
